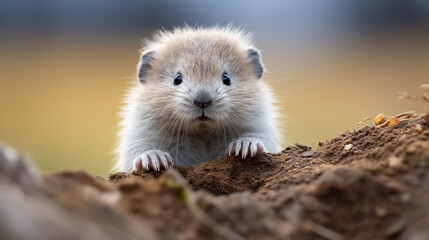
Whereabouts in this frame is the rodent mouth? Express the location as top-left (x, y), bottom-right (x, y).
top-left (197, 111), bottom-right (209, 121)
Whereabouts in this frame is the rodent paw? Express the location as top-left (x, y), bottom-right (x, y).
top-left (227, 137), bottom-right (264, 159)
top-left (133, 150), bottom-right (173, 171)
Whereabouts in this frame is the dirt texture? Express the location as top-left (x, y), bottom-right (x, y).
top-left (1, 114), bottom-right (429, 240)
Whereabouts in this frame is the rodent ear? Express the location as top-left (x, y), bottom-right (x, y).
top-left (247, 49), bottom-right (264, 79)
top-left (138, 51), bottom-right (155, 83)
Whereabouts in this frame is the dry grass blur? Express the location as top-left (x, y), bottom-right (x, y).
top-left (1, 32), bottom-right (428, 174)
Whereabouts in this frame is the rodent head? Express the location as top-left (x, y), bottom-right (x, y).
top-left (136, 27), bottom-right (265, 131)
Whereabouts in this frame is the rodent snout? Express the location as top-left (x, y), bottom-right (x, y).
top-left (194, 91), bottom-right (212, 109)
top-left (194, 99), bottom-right (212, 108)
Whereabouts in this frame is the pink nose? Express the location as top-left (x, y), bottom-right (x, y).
top-left (194, 100), bottom-right (212, 108)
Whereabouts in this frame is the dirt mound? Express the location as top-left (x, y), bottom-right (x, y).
top-left (1, 114), bottom-right (429, 240)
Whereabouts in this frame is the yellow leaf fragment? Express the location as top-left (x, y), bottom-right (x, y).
top-left (389, 116), bottom-right (399, 126)
top-left (375, 114), bottom-right (387, 125)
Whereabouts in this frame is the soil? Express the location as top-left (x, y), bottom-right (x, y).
top-left (1, 113), bottom-right (429, 240)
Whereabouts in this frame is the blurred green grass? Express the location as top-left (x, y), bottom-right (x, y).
top-left (0, 35), bottom-right (428, 175)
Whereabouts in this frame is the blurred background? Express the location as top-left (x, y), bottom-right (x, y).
top-left (1, 0), bottom-right (429, 175)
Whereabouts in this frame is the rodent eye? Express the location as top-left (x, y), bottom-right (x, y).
top-left (222, 72), bottom-right (231, 86)
top-left (173, 72), bottom-right (183, 85)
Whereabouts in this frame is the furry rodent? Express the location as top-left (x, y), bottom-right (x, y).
top-left (115, 26), bottom-right (281, 172)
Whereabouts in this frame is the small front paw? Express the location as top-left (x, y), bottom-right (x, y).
top-left (133, 150), bottom-right (173, 171)
top-left (227, 137), bottom-right (264, 159)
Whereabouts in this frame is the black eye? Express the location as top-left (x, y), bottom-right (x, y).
top-left (222, 72), bottom-right (231, 86)
top-left (173, 72), bottom-right (183, 85)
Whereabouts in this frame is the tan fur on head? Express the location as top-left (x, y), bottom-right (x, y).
top-left (115, 26), bottom-right (281, 172)
top-left (143, 26), bottom-right (255, 80)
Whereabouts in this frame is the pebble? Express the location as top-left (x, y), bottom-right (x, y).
top-left (415, 124), bottom-right (423, 133)
top-left (400, 193), bottom-right (411, 202)
top-left (344, 144), bottom-right (353, 151)
top-left (100, 191), bottom-right (122, 205)
top-left (375, 207), bottom-right (387, 217)
top-left (388, 156), bottom-right (402, 168)
top-left (301, 150), bottom-right (316, 157)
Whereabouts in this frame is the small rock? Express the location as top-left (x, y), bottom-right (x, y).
top-left (388, 156), bottom-right (402, 168)
top-left (301, 150), bottom-right (316, 157)
top-left (344, 144), bottom-right (353, 151)
top-left (100, 191), bottom-right (122, 205)
top-left (415, 124), bottom-right (423, 133)
top-left (407, 145), bottom-right (417, 154)
top-left (375, 207), bottom-right (387, 217)
top-left (400, 193), bottom-right (411, 202)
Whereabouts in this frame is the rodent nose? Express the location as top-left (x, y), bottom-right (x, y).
top-left (194, 100), bottom-right (212, 108)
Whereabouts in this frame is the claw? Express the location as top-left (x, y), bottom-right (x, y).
top-left (159, 154), bottom-right (169, 169)
top-left (166, 154), bottom-right (173, 165)
top-left (235, 142), bottom-right (241, 157)
top-left (250, 142), bottom-right (257, 157)
top-left (227, 142), bottom-right (235, 156)
top-left (227, 138), bottom-right (265, 159)
top-left (257, 143), bottom-right (264, 153)
top-left (241, 141), bottom-right (250, 159)
top-left (141, 155), bottom-right (149, 170)
top-left (133, 150), bottom-right (173, 171)
top-left (148, 153), bottom-right (159, 171)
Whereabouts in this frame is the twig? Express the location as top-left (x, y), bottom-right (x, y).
top-left (396, 111), bottom-right (416, 120)
top-left (303, 220), bottom-right (344, 240)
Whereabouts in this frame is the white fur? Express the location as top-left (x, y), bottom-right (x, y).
top-left (115, 26), bottom-right (282, 172)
